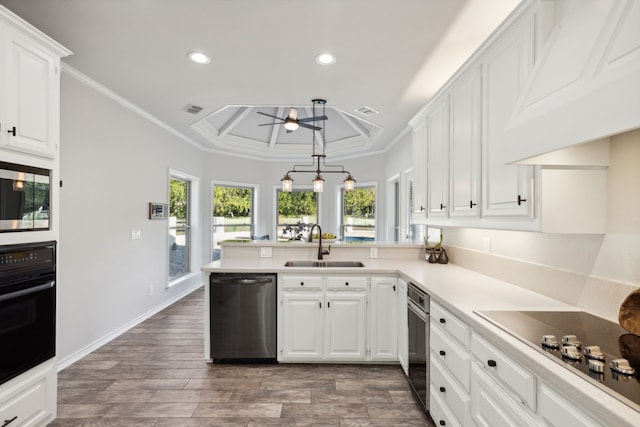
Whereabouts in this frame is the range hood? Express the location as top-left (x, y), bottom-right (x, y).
top-left (501, 0), bottom-right (640, 165)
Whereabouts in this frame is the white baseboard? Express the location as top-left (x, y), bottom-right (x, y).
top-left (56, 281), bottom-right (203, 371)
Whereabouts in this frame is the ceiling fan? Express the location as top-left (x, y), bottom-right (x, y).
top-left (257, 107), bottom-right (327, 133)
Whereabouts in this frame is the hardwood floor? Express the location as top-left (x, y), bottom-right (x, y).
top-left (49, 287), bottom-right (435, 426)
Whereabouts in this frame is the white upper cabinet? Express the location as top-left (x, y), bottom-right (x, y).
top-left (481, 12), bottom-right (534, 219)
top-left (410, 116), bottom-right (428, 216)
top-left (450, 66), bottom-right (482, 218)
top-left (0, 8), bottom-right (71, 159)
top-left (503, 0), bottom-right (640, 163)
top-left (426, 95), bottom-right (449, 218)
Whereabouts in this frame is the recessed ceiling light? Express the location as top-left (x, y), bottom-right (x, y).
top-left (187, 51), bottom-right (211, 64)
top-left (315, 52), bottom-right (336, 65)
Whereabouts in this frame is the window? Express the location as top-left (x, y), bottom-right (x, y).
top-left (169, 175), bottom-right (191, 280)
top-left (340, 185), bottom-right (376, 242)
top-left (212, 184), bottom-right (255, 261)
top-left (276, 189), bottom-right (318, 241)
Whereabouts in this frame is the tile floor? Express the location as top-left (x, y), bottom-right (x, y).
top-left (49, 287), bottom-right (435, 426)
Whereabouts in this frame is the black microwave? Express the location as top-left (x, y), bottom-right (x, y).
top-left (0, 161), bottom-right (51, 232)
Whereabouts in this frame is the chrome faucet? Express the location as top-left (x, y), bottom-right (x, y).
top-left (308, 224), bottom-right (330, 260)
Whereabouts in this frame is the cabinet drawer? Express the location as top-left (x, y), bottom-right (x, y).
top-left (538, 383), bottom-right (603, 427)
top-left (281, 275), bottom-right (323, 291)
top-left (431, 355), bottom-right (471, 427)
top-left (471, 333), bottom-right (536, 410)
top-left (0, 377), bottom-right (48, 427)
top-left (430, 321), bottom-right (471, 392)
top-left (471, 364), bottom-right (537, 427)
top-left (431, 301), bottom-right (471, 350)
top-left (326, 276), bottom-right (367, 290)
top-left (429, 384), bottom-right (463, 427)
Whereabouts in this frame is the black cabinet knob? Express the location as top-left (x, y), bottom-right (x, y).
top-left (439, 386), bottom-right (446, 393)
top-left (300, 282), bottom-right (304, 286)
top-left (488, 359), bottom-right (497, 367)
top-left (345, 282), bottom-right (349, 286)
top-left (439, 350), bottom-right (446, 356)
top-left (439, 421), bottom-right (446, 426)
top-left (439, 318), bottom-right (446, 324)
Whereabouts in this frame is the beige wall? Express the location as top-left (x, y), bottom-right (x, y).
top-left (607, 128), bottom-right (640, 233)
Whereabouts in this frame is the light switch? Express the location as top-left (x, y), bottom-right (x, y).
top-left (260, 247), bottom-right (272, 258)
top-left (370, 247), bottom-right (378, 259)
top-left (131, 229), bottom-right (142, 240)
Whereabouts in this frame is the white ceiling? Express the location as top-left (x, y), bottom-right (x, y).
top-left (0, 0), bottom-right (521, 160)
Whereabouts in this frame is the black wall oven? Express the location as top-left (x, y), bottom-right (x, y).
top-left (0, 161), bottom-right (51, 232)
top-left (0, 241), bottom-right (56, 386)
top-left (407, 282), bottom-right (430, 413)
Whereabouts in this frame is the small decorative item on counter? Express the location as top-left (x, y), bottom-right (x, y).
top-left (424, 228), bottom-right (448, 263)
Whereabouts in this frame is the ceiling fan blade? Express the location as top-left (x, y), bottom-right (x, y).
top-left (299, 123), bottom-right (322, 131)
top-left (256, 111), bottom-right (285, 121)
top-left (258, 123), bottom-right (278, 126)
top-left (298, 115), bottom-right (328, 123)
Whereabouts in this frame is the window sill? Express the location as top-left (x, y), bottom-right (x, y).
top-left (167, 272), bottom-right (200, 290)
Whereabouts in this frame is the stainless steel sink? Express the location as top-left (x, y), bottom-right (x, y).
top-left (284, 260), bottom-right (365, 268)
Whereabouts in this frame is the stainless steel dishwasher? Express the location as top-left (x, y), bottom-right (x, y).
top-left (209, 273), bottom-right (277, 363)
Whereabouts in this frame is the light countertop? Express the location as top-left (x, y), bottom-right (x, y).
top-left (201, 257), bottom-right (640, 426)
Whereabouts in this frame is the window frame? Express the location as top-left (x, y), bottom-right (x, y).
top-left (274, 186), bottom-right (320, 241)
top-left (211, 180), bottom-right (257, 261)
top-left (338, 182), bottom-right (377, 242)
top-left (168, 169), bottom-right (200, 288)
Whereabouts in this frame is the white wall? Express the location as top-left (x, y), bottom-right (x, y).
top-left (58, 72), bottom-right (204, 366)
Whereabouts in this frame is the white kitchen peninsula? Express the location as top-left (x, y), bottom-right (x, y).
top-left (203, 241), bottom-right (640, 427)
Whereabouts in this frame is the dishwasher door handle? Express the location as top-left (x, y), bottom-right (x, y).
top-left (210, 277), bottom-right (273, 285)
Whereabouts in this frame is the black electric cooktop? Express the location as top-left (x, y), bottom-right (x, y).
top-left (476, 310), bottom-right (640, 410)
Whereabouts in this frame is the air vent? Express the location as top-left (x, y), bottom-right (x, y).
top-left (354, 105), bottom-right (379, 116)
top-left (183, 104), bottom-right (204, 114)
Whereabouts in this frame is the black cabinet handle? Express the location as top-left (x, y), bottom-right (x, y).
top-left (440, 203), bottom-right (446, 210)
top-left (7, 126), bottom-right (16, 136)
top-left (470, 200), bottom-right (477, 208)
top-left (439, 350), bottom-right (446, 356)
top-left (488, 359), bottom-right (497, 367)
top-left (345, 282), bottom-right (349, 286)
top-left (393, 285), bottom-right (396, 291)
top-left (2, 417), bottom-right (18, 427)
top-left (319, 302), bottom-right (321, 309)
top-left (518, 195), bottom-right (527, 205)
top-left (439, 386), bottom-right (446, 393)
top-left (439, 318), bottom-right (446, 324)
top-left (328, 302), bottom-right (330, 308)
top-left (300, 282), bottom-right (304, 286)
top-left (439, 421), bottom-right (446, 426)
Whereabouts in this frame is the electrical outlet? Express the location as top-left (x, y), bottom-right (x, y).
top-left (370, 247), bottom-right (378, 259)
top-left (260, 247), bottom-right (272, 258)
top-left (131, 229), bottom-right (141, 240)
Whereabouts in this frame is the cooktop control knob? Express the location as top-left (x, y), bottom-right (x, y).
top-left (584, 345), bottom-right (606, 361)
top-left (561, 345), bottom-right (582, 360)
top-left (541, 335), bottom-right (560, 349)
top-left (610, 359), bottom-right (636, 375)
top-left (588, 359), bottom-right (605, 373)
top-left (562, 335), bottom-right (582, 349)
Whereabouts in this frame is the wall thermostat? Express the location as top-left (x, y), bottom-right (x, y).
top-left (148, 203), bottom-right (168, 220)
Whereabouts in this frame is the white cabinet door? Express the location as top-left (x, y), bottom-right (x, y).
top-left (426, 96), bottom-right (449, 218)
top-left (325, 291), bottom-right (367, 360)
top-left (410, 116), bottom-right (428, 215)
top-left (450, 66), bottom-right (482, 218)
top-left (471, 364), bottom-right (537, 427)
top-left (397, 279), bottom-right (408, 374)
top-left (481, 16), bottom-right (534, 218)
top-left (538, 383), bottom-right (604, 427)
top-left (369, 276), bottom-right (397, 361)
top-left (281, 293), bottom-right (324, 360)
top-left (1, 27), bottom-right (60, 158)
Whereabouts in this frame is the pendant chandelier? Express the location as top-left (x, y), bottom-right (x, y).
top-left (280, 99), bottom-right (356, 193)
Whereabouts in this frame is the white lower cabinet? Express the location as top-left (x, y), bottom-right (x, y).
top-left (431, 355), bottom-right (471, 427)
top-left (471, 364), bottom-right (538, 427)
top-left (0, 359), bottom-right (56, 427)
top-left (538, 383), bottom-right (604, 427)
top-left (430, 383), bottom-right (463, 427)
top-left (279, 274), bottom-right (396, 362)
